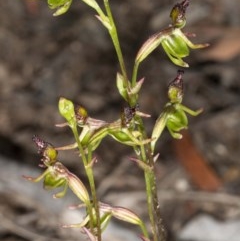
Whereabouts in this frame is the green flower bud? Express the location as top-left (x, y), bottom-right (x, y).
top-left (58, 97), bottom-right (76, 129)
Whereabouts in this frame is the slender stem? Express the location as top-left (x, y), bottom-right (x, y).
top-left (98, 2), bottom-right (166, 239)
top-left (102, 0), bottom-right (166, 233)
top-left (144, 154), bottom-right (166, 241)
top-left (137, 122), bottom-right (158, 241)
top-left (144, 168), bottom-right (158, 241)
top-left (72, 128), bottom-right (101, 240)
top-left (86, 0), bottom-right (129, 87)
top-left (87, 148), bottom-right (102, 241)
top-left (137, 117), bottom-right (166, 241)
top-left (103, 0), bottom-right (129, 87)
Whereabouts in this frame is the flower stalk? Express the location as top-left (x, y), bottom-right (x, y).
top-left (23, 0), bottom-right (209, 240)
top-left (58, 97), bottom-right (102, 239)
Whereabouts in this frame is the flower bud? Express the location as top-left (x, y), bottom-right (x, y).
top-left (58, 97), bottom-right (76, 129)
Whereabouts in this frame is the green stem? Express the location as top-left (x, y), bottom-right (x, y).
top-left (72, 127), bottom-right (101, 240)
top-left (101, 1), bottom-right (166, 237)
top-left (87, 148), bottom-right (102, 241)
top-left (144, 167), bottom-right (158, 241)
top-left (103, 0), bottom-right (129, 87)
top-left (137, 117), bottom-right (166, 241)
top-left (144, 153), bottom-right (166, 241)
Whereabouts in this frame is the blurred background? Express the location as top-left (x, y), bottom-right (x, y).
top-left (0, 0), bottom-right (240, 240)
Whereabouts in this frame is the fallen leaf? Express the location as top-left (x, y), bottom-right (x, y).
top-left (174, 130), bottom-right (222, 191)
top-left (200, 27), bottom-right (240, 61)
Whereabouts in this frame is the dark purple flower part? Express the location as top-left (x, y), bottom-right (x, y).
top-left (32, 135), bottom-right (58, 167)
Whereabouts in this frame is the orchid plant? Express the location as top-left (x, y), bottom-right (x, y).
top-left (23, 0), bottom-right (208, 240)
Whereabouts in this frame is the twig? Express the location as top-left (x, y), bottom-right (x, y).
top-left (0, 213), bottom-right (70, 241)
